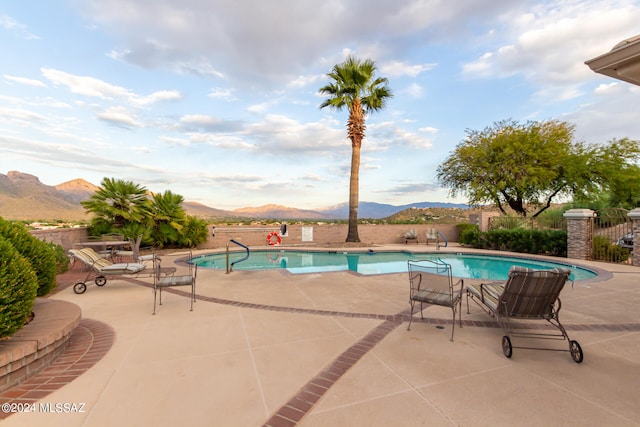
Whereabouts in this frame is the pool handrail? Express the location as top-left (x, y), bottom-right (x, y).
top-left (437, 230), bottom-right (448, 248)
top-left (226, 239), bottom-right (250, 274)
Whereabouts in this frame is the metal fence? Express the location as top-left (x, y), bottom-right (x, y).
top-left (592, 208), bottom-right (632, 264)
top-left (487, 215), bottom-right (567, 231)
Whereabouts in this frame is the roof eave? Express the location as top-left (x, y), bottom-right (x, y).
top-left (585, 36), bottom-right (640, 86)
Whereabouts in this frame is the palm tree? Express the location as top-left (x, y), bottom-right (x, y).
top-left (319, 56), bottom-right (392, 242)
top-left (81, 177), bottom-right (150, 231)
top-left (149, 190), bottom-right (186, 248)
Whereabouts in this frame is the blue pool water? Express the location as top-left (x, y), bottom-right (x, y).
top-left (192, 250), bottom-right (597, 281)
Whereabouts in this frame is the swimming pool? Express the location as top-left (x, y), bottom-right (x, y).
top-left (192, 250), bottom-right (597, 281)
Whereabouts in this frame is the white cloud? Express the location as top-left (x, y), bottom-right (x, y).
top-left (178, 114), bottom-right (244, 132)
top-left (134, 90), bottom-right (182, 105)
top-left (380, 60), bottom-right (436, 77)
top-left (245, 114), bottom-right (346, 155)
top-left (418, 126), bottom-right (438, 134)
top-left (97, 106), bottom-right (142, 127)
top-left (41, 68), bottom-right (182, 106)
top-left (208, 87), bottom-right (237, 101)
top-left (160, 136), bottom-right (190, 146)
top-left (74, 0), bottom-right (518, 86)
top-left (0, 107), bottom-right (47, 126)
top-left (42, 68), bottom-right (131, 99)
top-left (404, 83), bottom-right (424, 98)
top-left (247, 98), bottom-right (282, 114)
top-left (369, 121), bottom-right (435, 149)
top-left (0, 14), bottom-right (39, 39)
top-left (563, 85), bottom-right (640, 144)
top-left (460, 0), bottom-right (640, 100)
top-left (3, 75), bottom-right (47, 87)
top-left (287, 74), bottom-right (324, 89)
top-left (384, 181), bottom-right (441, 196)
top-left (594, 82), bottom-right (622, 95)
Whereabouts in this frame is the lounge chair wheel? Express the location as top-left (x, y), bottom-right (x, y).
top-left (502, 336), bottom-right (513, 358)
top-left (95, 276), bottom-right (107, 286)
top-left (73, 283), bottom-right (87, 294)
top-left (569, 340), bottom-right (583, 363)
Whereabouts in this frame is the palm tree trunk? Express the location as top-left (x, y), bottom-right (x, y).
top-left (346, 143), bottom-right (361, 242)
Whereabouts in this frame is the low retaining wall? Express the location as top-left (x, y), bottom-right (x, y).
top-left (30, 227), bottom-right (89, 252)
top-left (206, 224), bottom-right (460, 249)
top-left (30, 224), bottom-right (461, 252)
top-left (0, 299), bottom-right (81, 392)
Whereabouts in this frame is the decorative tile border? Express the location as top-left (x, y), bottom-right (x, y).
top-left (0, 319), bottom-right (114, 420)
top-left (263, 319), bottom-right (402, 427)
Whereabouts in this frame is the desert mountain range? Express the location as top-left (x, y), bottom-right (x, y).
top-left (0, 171), bottom-right (467, 221)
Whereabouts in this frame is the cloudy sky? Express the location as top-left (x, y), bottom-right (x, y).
top-left (1, 0), bottom-right (639, 210)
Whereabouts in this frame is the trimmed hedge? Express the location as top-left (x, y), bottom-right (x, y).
top-left (0, 236), bottom-right (38, 339)
top-left (457, 224), bottom-right (567, 257)
top-left (0, 219), bottom-right (57, 296)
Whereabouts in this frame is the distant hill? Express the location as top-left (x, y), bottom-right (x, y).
top-left (55, 178), bottom-right (100, 203)
top-left (386, 206), bottom-right (472, 224)
top-left (230, 204), bottom-right (333, 219)
top-left (182, 201), bottom-right (234, 218)
top-left (0, 170), bottom-right (470, 221)
top-left (0, 171), bottom-right (89, 220)
top-left (317, 201), bottom-right (469, 219)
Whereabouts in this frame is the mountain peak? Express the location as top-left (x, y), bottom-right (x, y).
top-left (7, 170), bottom-right (41, 183)
top-left (55, 178), bottom-right (99, 192)
top-left (55, 178), bottom-right (99, 204)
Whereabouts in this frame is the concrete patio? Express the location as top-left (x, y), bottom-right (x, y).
top-left (2, 245), bottom-right (639, 426)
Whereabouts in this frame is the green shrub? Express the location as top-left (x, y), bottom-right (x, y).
top-left (471, 228), bottom-right (567, 257)
top-left (179, 216), bottom-right (209, 248)
top-left (47, 241), bottom-right (70, 275)
top-left (0, 236), bottom-right (38, 339)
top-left (457, 223), bottom-right (480, 247)
top-left (0, 219), bottom-right (57, 296)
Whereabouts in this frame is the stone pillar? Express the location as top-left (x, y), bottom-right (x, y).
top-left (563, 209), bottom-right (595, 260)
top-left (628, 208), bottom-right (640, 266)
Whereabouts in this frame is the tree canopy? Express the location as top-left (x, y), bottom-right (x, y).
top-left (436, 119), bottom-right (640, 217)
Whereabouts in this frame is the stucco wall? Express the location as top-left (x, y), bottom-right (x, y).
top-left (30, 224), bottom-right (461, 251)
top-left (206, 224), bottom-right (460, 249)
top-left (30, 227), bottom-right (89, 251)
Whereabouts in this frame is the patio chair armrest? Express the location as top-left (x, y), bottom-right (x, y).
top-left (454, 278), bottom-right (464, 297)
top-left (409, 272), bottom-right (423, 291)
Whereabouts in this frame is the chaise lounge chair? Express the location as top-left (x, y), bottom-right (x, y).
top-left (114, 234), bottom-right (156, 263)
top-left (466, 266), bottom-right (583, 363)
top-left (69, 247), bottom-right (147, 294)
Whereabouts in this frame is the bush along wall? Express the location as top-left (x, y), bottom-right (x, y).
top-left (0, 236), bottom-right (38, 339)
top-left (457, 223), bottom-right (480, 247)
top-left (461, 227), bottom-right (567, 257)
top-left (0, 219), bottom-right (58, 296)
